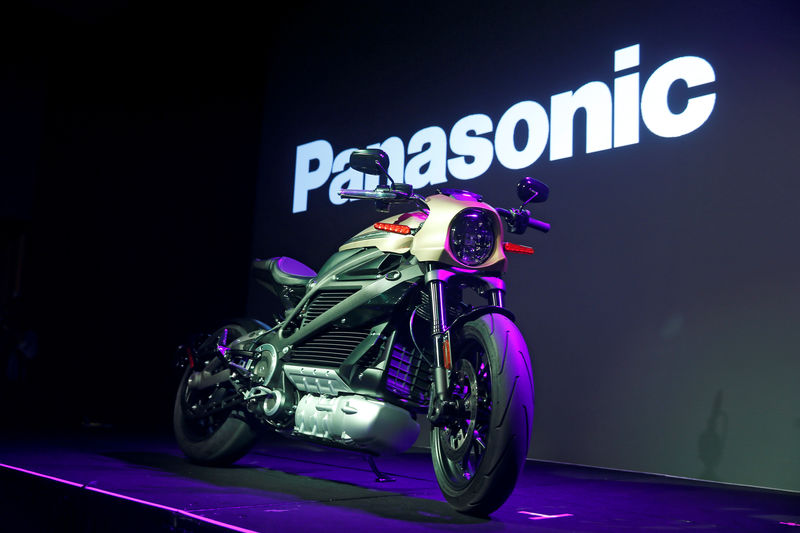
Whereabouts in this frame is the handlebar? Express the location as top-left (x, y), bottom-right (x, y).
top-left (339, 188), bottom-right (405, 200)
top-left (495, 207), bottom-right (550, 233)
top-left (339, 187), bottom-right (429, 212)
top-left (526, 216), bottom-right (550, 233)
top-left (340, 188), bottom-right (548, 233)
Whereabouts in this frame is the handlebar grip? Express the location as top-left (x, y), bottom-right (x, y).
top-left (339, 189), bottom-right (368, 199)
top-left (338, 188), bottom-right (401, 200)
top-left (528, 216), bottom-right (550, 233)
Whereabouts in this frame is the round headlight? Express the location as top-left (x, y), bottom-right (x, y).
top-left (448, 208), bottom-right (496, 266)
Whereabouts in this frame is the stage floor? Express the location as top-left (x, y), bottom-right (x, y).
top-left (1, 428), bottom-right (798, 532)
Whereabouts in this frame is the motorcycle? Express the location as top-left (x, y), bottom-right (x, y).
top-left (173, 148), bottom-right (550, 515)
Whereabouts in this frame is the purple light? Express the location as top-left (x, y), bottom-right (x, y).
top-left (216, 328), bottom-right (230, 357)
top-left (451, 266), bottom-right (479, 273)
top-left (0, 463), bottom-right (261, 533)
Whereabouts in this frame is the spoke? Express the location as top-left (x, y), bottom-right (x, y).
top-left (463, 450), bottom-right (476, 477)
top-left (436, 343), bottom-right (495, 488)
top-left (452, 454), bottom-right (466, 479)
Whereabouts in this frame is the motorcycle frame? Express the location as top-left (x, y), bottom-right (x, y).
top-left (247, 247), bottom-right (512, 418)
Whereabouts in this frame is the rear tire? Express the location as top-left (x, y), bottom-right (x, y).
top-left (173, 323), bottom-right (258, 466)
top-left (431, 313), bottom-right (534, 516)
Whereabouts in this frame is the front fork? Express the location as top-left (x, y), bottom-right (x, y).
top-left (426, 268), bottom-right (505, 426)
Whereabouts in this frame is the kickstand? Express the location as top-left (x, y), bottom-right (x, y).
top-left (365, 455), bottom-right (395, 482)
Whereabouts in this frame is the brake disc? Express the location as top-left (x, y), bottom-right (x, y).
top-left (440, 358), bottom-right (479, 462)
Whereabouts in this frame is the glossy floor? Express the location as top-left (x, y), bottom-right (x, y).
top-left (1, 429), bottom-right (798, 532)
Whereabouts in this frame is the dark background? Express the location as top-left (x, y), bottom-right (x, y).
top-left (1, 1), bottom-right (269, 429)
top-left (2, 1), bottom-right (798, 492)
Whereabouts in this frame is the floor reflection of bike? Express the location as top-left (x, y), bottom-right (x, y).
top-left (174, 148), bottom-right (550, 515)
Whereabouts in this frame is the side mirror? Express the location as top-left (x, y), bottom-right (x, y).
top-left (349, 149), bottom-right (390, 176)
top-left (517, 177), bottom-right (549, 205)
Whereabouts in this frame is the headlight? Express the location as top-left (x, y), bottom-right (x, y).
top-left (448, 208), bottom-right (496, 266)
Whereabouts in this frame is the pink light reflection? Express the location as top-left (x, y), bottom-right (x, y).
top-left (0, 462), bottom-right (261, 533)
top-left (0, 462), bottom-right (84, 487)
top-left (518, 510), bottom-right (574, 520)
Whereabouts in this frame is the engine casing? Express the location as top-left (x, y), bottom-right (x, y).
top-left (293, 394), bottom-right (420, 454)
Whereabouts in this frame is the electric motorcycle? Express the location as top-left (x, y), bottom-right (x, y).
top-left (173, 148), bottom-right (550, 515)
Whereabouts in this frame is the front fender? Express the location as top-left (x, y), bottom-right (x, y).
top-left (447, 306), bottom-right (515, 335)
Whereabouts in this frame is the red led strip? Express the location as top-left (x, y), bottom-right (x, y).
top-left (503, 242), bottom-right (534, 255)
top-left (374, 222), bottom-right (411, 235)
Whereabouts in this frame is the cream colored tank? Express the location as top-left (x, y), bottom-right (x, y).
top-left (339, 192), bottom-right (507, 271)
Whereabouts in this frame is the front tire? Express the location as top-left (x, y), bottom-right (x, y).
top-left (431, 313), bottom-right (534, 516)
top-left (173, 323), bottom-right (258, 466)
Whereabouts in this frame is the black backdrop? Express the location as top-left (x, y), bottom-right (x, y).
top-left (2, 1), bottom-right (798, 493)
top-left (249, 1), bottom-right (800, 492)
top-left (2, 3), bottom-right (269, 429)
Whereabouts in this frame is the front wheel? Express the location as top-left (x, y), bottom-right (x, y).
top-left (431, 313), bottom-right (534, 516)
top-left (173, 322), bottom-right (258, 466)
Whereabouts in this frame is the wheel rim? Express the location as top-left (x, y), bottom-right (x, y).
top-left (181, 377), bottom-right (235, 438)
top-left (434, 339), bottom-right (492, 489)
top-left (180, 325), bottom-right (244, 440)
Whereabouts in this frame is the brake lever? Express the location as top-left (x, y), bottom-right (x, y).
top-left (338, 186), bottom-right (429, 213)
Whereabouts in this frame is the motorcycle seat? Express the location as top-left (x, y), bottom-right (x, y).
top-left (253, 256), bottom-right (317, 288)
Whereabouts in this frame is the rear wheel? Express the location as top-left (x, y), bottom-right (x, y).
top-left (431, 313), bottom-right (534, 516)
top-left (173, 323), bottom-right (258, 466)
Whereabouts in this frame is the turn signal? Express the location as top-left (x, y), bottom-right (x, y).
top-left (374, 222), bottom-right (411, 235)
top-left (503, 242), bottom-right (534, 255)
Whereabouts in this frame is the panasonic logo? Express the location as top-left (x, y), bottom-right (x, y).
top-left (292, 44), bottom-right (716, 213)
